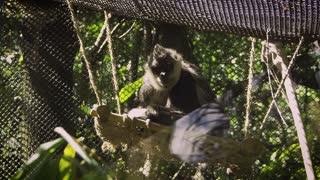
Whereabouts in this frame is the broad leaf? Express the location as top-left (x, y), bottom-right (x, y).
top-left (12, 138), bottom-right (65, 180)
top-left (59, 144), bottom-right (76, 180)
top-left (119, 77), bottom-right (143, 103)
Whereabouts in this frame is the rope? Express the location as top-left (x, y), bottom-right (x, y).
top-left (66, 0), bottom-right (102, 105)
top-left (104, 12), bottom-right (121, 114)
top-left (243, 38), bottom-right (255, 138)
top-left (260, 37), bottom-right (304, 129)
top-left (262, 38), bottom-right (315, 180)
top-left (262, 29), bottom-right (287, 127)
top-left (259, 37), bottom-right (315, 179)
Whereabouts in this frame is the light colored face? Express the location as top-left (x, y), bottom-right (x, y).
top-left (146, 45), bottom-right (182, 90)
top-left (154, 61), bottom-right (181, 89)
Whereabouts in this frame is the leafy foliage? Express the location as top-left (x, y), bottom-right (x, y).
top-left (13, 128), bottom-right (113, 180)
top-left (13, 138), bottom-right (65, 180)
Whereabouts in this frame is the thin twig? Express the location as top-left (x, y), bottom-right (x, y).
top-left (171, 162), bottom-right (186, 180)
top-left (97, 37), bottom-right (108, 55)
top-left (260, 37), bottom-right (304, 129)
top-left (118, 21), bottom-right (136, 39)
top-left (111, 19), bottom-right (125, 34)
top-left (92, 24), bottom-right (106, 51)
top-left (244, 38), bottom-right (255, 138)
top-left (66, 0), bottom-right (102, 105)
top-left (104, 12), bottom-right (121, 114)
top-left (96, 19), bottom-right (125, 55)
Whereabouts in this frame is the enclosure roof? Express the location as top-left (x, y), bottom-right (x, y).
top-left (66, 0), bottom-right (320, 42)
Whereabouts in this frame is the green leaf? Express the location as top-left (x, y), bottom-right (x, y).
top-left (279, 143), bottom-right (299, 159)
top-left (18, 54), bottom-right (24, 64)
top-left (55, 127), bottom-right (114, 179)
top-left (54, 127), bottom-right (100, 168)
top-left (119, 78), bottom-right (143, 103)
top-left (59, 144), bottom-right (76, 180)
top-left (261, 143), bottom-right (300, 175)
top-left (211, 56), bottom-right (216, 62)
top-left (12, 138), bottom-right (65, 180)
top-left (80, 102), bottom-right (91, 115)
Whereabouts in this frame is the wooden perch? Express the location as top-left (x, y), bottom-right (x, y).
top-left (90, 105), bottom-right (172, 145)
top-left (91, 105), bottom-right (171, 131)
top-left (90, 105), bottom-right (265, 175)
top-left (90, 105), bottom-right (177, 162)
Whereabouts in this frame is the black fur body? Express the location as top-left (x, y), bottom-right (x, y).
top-left (127, 44), bottom-right (231, 164)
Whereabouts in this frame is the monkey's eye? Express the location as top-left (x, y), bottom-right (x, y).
top-left (151, 66), bottom-right (161, 75)
top-left (166, 60), bottom-right (173, 67)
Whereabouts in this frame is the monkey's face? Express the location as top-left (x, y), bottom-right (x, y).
top-left (146, 44), bottom-right (182, 90)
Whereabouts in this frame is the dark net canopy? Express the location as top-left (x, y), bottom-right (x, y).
top-left (69, 0), bottom-right (320, 41)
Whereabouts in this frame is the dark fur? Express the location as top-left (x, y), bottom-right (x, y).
top-left (134, 44), bottom-right (217, 123)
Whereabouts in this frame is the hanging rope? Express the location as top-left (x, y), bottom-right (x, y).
top-left (260, 37), bottom-right (315, 180)
top-left (262, 29), bottom-right (287, 127)
top-left (243, 37), bottom-right (255, 138)
top-left (65, 3), bottom-right (168, 132)
top-left (260, 37), bottom-right (304, 129)
top-left (66, 0), bottom-right (102, 105)
top-left (104, 12), bottom-right (121, 114)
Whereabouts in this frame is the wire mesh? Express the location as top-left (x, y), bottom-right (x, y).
top-left (1, 0), bottom-right (320, 179)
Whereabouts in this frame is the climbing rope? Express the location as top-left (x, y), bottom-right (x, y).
top-left (66, 1), bottom-right (121, 115)
top-left (104, 12), bottom-right (121, 114)
top-left (66, 0), bottom-right (102, 105)
top-left (243, 37), bottom-right (255, 138)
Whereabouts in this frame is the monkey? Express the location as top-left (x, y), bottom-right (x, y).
top-left (127, 44), bottom-right (220, 124)
top-left (127, 44), bottom-right (231, 168)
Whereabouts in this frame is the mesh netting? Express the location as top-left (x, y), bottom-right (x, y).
top-left (0, 1), bottom-right (98, 178)
top-left (1, 0), bottom-right (320, 179)
top-left (69, 0), bottom-right (320, 42)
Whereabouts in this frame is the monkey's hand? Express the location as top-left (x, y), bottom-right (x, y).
top-left (127, 108), bottom-right (148, 120)
top-left (126, 105), bottom-right (163, 121)
top-left (127, 106), bottom-right (184, 125)
top-left (145, 105), bottom-right (184, 125)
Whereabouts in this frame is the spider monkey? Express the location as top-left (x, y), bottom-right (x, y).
top-left (128, 44), bottom-right (220, 124)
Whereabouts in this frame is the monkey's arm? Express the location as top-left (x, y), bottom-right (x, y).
top-left (128, 80), bottom-right (184, 124)
top-left (183, 61), bottom-right (217, 104)
top-left (128, 105), bottom-right (185, 125)
top-left (144, 105), bottom-right (185, 125)
top-left (192, 74), bottom-right (218, 104)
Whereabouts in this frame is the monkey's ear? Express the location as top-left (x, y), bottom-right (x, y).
top-left (153, 44), bottom-right (168, 59)
top-left (153, 44), bottom-right (166, 52)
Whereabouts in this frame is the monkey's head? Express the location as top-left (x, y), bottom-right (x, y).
top-left (146, 44), bottom-right (182, 90)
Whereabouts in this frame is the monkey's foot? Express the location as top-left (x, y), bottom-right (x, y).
top-left (127, 108), bottom-right (148, 120)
